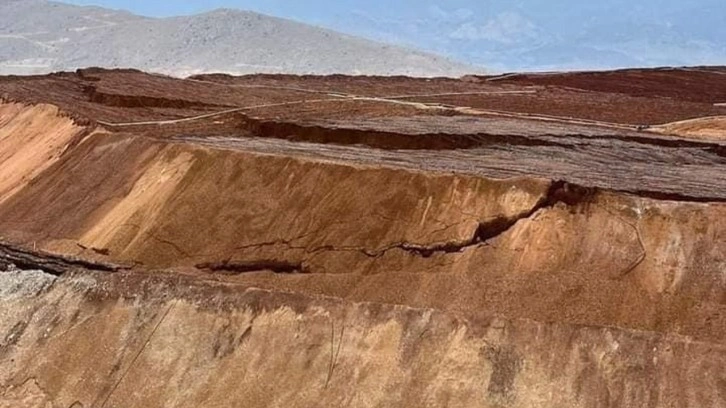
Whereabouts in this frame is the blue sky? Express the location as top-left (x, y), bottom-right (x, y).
top-left (62, 1), bottom-right (726, 71)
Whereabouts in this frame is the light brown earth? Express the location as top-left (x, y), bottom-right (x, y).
top-left (1, 67), bottom-right (726, 407)
top-left (652, 116), bottom-right (726, 141)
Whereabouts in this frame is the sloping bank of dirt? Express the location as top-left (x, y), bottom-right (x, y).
top-left (0, 268), bottom-right (724, 408)
top-left (1, 101), bottom-right (725, 345)
top-left (652, 116), bottom-right (726, 141)
top-left (0, 102), bottom-right (87, 204)
top-left (1, 66), bottom-right (726, 408)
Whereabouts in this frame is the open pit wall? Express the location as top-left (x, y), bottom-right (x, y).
top-left (0, 269), bottom-right (724, 408)
top-left (0, 103), bottom-right (724, 342)
top-left (1, 101), bottom-right (726, 406)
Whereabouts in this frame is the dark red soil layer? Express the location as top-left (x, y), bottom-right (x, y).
top-left (1, 67), bottom-right (725, 125)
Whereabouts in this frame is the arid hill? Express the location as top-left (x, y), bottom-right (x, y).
top-left (0, 0), bottom-right (475, 77)
top-left (1, 67), bottom-right (726, 407)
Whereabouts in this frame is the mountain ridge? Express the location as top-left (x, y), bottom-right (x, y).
top-left (0, 0), bottom-right (477, 77)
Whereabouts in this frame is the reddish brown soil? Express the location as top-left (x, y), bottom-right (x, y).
top-left (1, 67), bottom-right (726, 346)
top-left (194, 68), bottom-right (726, 125)
top-left (490, 67), bottom-right (726, 103)
top-left (2, 67), bottom-right (725, 125)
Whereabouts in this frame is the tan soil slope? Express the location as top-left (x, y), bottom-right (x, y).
top-left (2, 68), bottom-right (726, 407)
top-left (652, 116), bottom-right (726, 141)
top-left (0, 106), bottom-right (725, 344)
top-left (1, 270), bottom-right (723, 408)
top-left (0, 102), bottom-right (85, 203)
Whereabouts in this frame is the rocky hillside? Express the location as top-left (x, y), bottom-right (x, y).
top-left (0, 0), bottom-right (475, 77)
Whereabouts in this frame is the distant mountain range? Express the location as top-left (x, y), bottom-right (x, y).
top-left (0, 0), bottom-right (477, 77)
top-left (304, 0), bottom-right (726, 72)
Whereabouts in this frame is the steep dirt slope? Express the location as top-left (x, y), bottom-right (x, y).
top-left (0, 122), bottom-right (724, 344)
top-left (652, 116), bottom-right (726, 141)
top-left (1, 68), bottom-right (726, 406)
top-left (0, 102), bottom-right (85, 203)
top-left (1, 268), bottom-right (723, 408)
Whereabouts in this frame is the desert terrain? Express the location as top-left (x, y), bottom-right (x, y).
top-left (1, 66), bottom-right (726, 407)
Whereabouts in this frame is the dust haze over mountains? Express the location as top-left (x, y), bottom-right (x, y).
top-left (0, 0), bottom-right (475, 77)
top-left (258, 0), bottom-right (726, 72)
top-left (73, 0), bottom-right (724, 72)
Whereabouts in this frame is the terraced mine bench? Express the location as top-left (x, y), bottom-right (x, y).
top-left (1, 67), bottom-right (725, 407)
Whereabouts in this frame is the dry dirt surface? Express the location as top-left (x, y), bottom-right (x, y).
top-left (1, 67), bottom-right (726, 407)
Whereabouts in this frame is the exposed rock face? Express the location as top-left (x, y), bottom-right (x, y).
top-left (0, 68), bottom-right (725, 406)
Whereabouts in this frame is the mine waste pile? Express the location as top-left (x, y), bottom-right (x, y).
top-left (1, 67), bottom-right (726, 407)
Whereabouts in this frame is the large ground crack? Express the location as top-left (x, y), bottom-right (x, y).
top-left (238, 116), bottom-right (573, 150)
top-left (195, 260), bottom-right (308, 275)
top-left (190, 180), bottom-right (598, 270)
top-left (367, 180), bottom-right (597, 258)
top-left (0, 240), bottom-right (131, 276)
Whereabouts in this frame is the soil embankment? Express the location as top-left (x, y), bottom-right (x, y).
top-left (1, 68), bottom-right (726, 406)
top-left (653, 116), bottom-right (726, 141)
top-left (1, 269), bottom-right (723, 407)
top-left (0, 102), bottom-right (86, 204)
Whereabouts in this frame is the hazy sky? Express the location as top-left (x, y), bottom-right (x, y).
top-left (61, 1), bottom-right (726, 71)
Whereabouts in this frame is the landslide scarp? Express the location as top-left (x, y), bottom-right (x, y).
top-left (365, 180), bottom-right (598, 259)
top-left (82, 84), bottom-right (228, 110)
